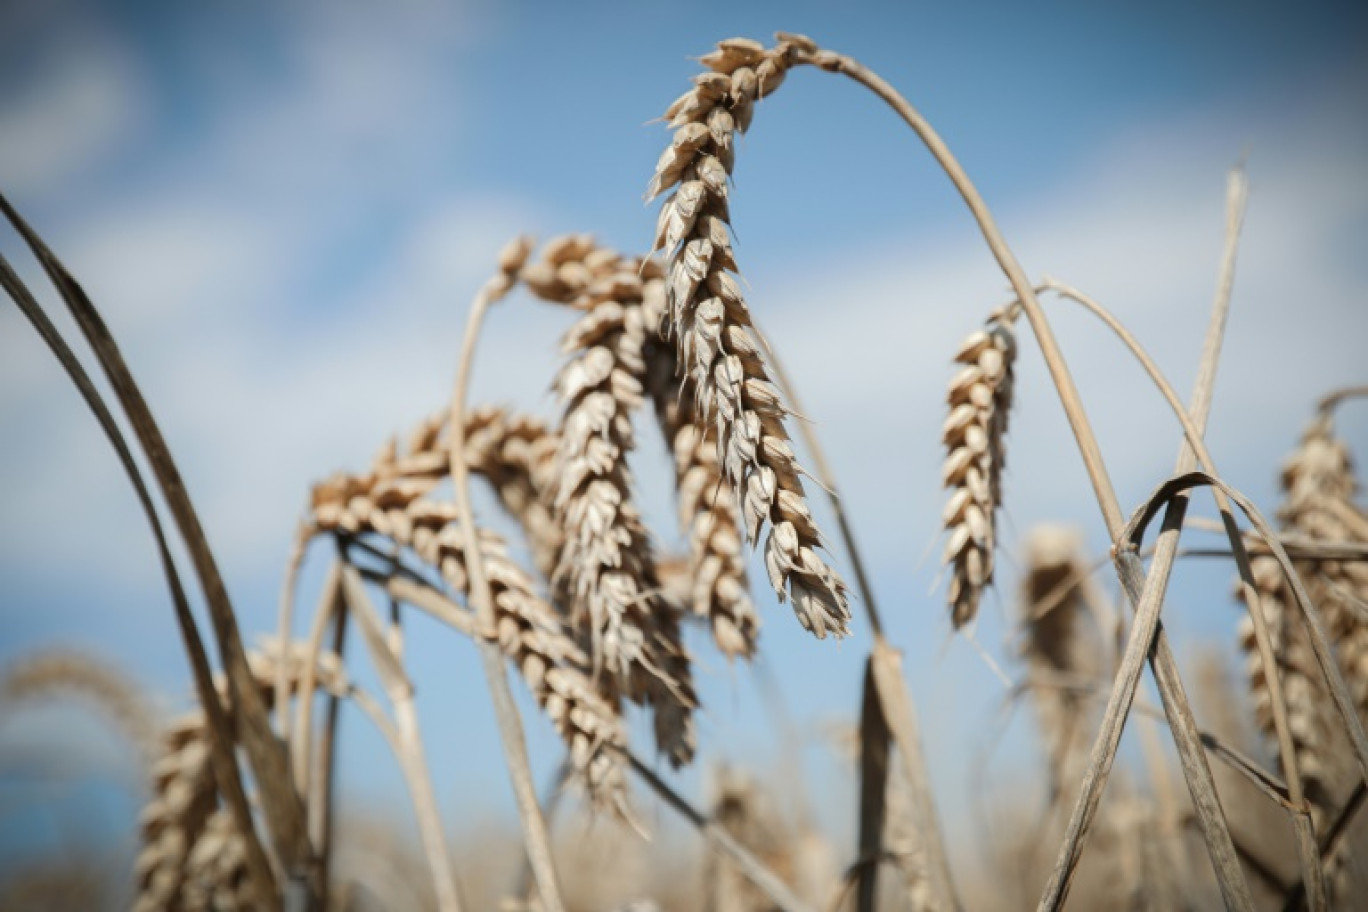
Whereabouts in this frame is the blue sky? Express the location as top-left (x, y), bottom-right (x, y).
top-left (2, 0), bottom-right (1367, 892)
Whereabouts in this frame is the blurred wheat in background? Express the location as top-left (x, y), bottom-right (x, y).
top-left (3, 5), bottom-right (1368, 911)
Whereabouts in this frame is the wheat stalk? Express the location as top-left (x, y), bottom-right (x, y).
top-left (308, 468), bottom-right (631, 807)
top-left (647, 36), bottom-right (851, 640)
top-left (943, 307), bottom-right (1017, 628)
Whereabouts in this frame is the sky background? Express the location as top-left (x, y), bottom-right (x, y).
top-left (2, 0), bottom-right (1367, 899)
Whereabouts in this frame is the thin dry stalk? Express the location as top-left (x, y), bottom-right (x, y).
top-left (0, 246), bottom-right (280, 908)
top-left (447, 242), bottom-right (565, 912)
top-left (648, 36), bottom-right (852, 640)
top-left (771, 41), bottom-right (1253, 907)
top-left (0, 197), bottom-right (315, 902)
top-left (337, 563), bottom-right (463, 912)
top-left (1039, 269), bottom-right (1332, 907)
top-left (942, 308), bottom-right (1017, 628)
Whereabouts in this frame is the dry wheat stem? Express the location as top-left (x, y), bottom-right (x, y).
top-left (1039, 272), bottom-right (1323, 898)
top-left (1013, 674), bottom-right (1296, 810)
top-left (648, 35), bottom-right (851, 640)
top-left (2, 198), bottom-right (315, 900)
top-left (796, 51), bottom-right (1252, 908)
top-left (1031, 172), bottom-right (1259, 911)
top-left (337, 563), bottom-right (463, 912)
top-left (0, 248), bottom-right (281, 908)
top-left (447, 245), bottom-right (565, 912)
top-left (1126, 471), bottom-right (1368, 781)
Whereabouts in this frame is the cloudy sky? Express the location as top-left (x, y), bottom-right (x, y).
top-left (2, 0), bottom-right (1366, 887)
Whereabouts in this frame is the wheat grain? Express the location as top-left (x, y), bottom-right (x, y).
top-left (308, 468), bottom-right (632, 804)
top-left (942, 307), bottom-right (1017, 627)
top-left (647, 36), bottom-right (851, 640)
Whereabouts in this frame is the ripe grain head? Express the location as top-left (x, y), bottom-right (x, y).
top-left (942, 307), bottom-right (1017, 628)
top-left (648, 36), bottom-right (851, 640)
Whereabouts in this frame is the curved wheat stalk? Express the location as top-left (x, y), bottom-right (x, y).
top-left (942, 308), bottom-right (1017, 628)
top-left (647, 36), bottom-right (851, 640)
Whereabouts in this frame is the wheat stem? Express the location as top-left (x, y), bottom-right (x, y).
top-left (0, 249), bottom-right (282, 908)
top-left (784, 47), bottom-right (1252, 909)
top-left (338, 563), bottom-right (463, 912)
top-left (445, 260), bottom-right (565, 912)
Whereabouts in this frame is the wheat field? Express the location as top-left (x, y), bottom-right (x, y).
top-left (3, 25), bottom-right (1368, 912)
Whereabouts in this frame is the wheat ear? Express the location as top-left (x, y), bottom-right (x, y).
top-left (1278, 413), bottom-right (1368, 715)
top-left (519, 235), bottom-right (698, 766)
top-left (308, 467), bottom-right (630, 805)
top-left (1018, 525), bottom-right (1102, 800)
top-left (942, 307), bottom-right (1017, 627)
top-left (133, 645), bottom-right (342, 912)
top-left (1, 651), bottom-right (159, 768)
top-left (646, 348), bottom-right (760, 659)
top-left (647, 36), bottom-right (851, 639)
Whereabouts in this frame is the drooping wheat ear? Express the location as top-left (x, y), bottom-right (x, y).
top-left (704, 765), bottom-right (808, 912)
top-left (1237, 555), bottom-right (1354, 818)
top-left (133, 644), bottom-right (343, 912)
top-left (1017, 525), bottom-right (1102, 800)
top-left (646, 337), bottom-right (759, 660)
top-left (518, 235), bottom-right (697, 767)
top-left (308, 470), bottom-right (630, 804)
top-left (135, 710), bottom-right (218, 912)
top-left (1277, 413), bottom-right (1368, 714)
top-left (1, 650), bottom-right (159, 768)
top-left (647, 36), bottom-right (851, 640)
top-left (942, 307), bottom-right (1017, 628)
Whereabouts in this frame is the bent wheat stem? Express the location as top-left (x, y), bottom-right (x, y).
top-left (445, 241), bottom-right (566, 912)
